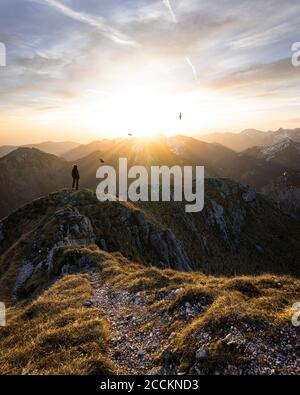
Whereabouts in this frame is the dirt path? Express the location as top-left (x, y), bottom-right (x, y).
top-left (89, 272), bottom-right (166, 375)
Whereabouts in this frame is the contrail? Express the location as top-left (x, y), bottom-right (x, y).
top-left (162, 0), bottom-right (198, 81)
top-left (32, 0), bottom-right (139, 47)
top-left (162, 0), bottom-right (177, 23)
top-left (185, 56), bottom-right (198, 81)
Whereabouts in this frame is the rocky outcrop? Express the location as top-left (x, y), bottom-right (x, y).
top-left (242, 187), bottom-right (256, 202)
top-left (7, 206), bottom-right (96, 300)
top-left (1, 178), bottom-right (299, 302)
top-left (270, 187), bottom-right (300, 219)
top-left (46, 207), bottom-right (96, 270)
top-left (110, 206), bottom-right (193, 271)
top-left (149, 228), bottom-right (192, 272)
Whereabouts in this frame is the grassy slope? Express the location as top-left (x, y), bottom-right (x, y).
top-left (0, 274), bottom-right (116, 375)
top-left (60, 247), bottom-right (300, 373)
top-left (1, 245), bottom-right (299, 374)
top-left (98, 249), bottom-right (300, 373)
top-left (0, 186), bottom-right (299, 374)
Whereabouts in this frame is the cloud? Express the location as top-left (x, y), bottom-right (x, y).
top-left (160, 0), bottom-right (199, 80)
top-left (32, 0), bottom-right (139, 47)
top-left (1, 0), bottom-right (300, 127)
top-left (162, 0), bottom-right (177, 23)
top-left (185, 56), bottom-right (198, 81)
top-left (210, 58), bottom-right (300, 90)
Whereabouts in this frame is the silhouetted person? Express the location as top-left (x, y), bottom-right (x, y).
top-left (72, 164), bottom-right (80, 190)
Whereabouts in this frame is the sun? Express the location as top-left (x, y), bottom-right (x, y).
top-left (28, 85), bottom-right (250, 141)
top-left (98, 87), bottom-right (181, 138)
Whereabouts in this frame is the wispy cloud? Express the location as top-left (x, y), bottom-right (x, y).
top-left (162, 0), bottom-right (197, 80)
top-left (33, 0), bottom-right (139, 47)
top-left (162, 0), bottom-right (177, 23)
top-left (185, 56), bottom-right (198, 81)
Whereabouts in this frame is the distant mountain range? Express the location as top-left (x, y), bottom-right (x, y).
top-left (62, 139), bottom-right (116, 162)
top-left (2, 127), bottom-right (300, 159)
top-left (0, 148), bottom-right (68, 218)
top-left (0, 133), bottom-right (299, 219)
top-left (168, 135), bottom-right (300, 194)
top-left (0, 141), bottom-right (79, 158)
top-left (201, 128), bottom-right (300, 152)
top-left (242, 138), bottom-right (300, 170)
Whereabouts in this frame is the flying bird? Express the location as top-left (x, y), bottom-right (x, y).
top-left (99, 159), bottom-right (105, 164)
top-left (128, 133), bottom-right (133, 137)
top-left (179, 112), bottom-right (182, 120)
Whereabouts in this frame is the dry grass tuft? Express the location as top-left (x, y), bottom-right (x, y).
top-left (0, 275), bottom-right (116, 375)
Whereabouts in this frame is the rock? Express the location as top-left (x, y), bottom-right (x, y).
top-left (159, 346), bottom-right (177, 375)
top-left (166, 288), bottom-right (182, 300)
top-left (148, 367), bottom-right (160, 375)
top-left (255, 244), bottom-right (264, 254)
top-left (242, 188), bottom-right (256, 202)
top-left (196, 348), bottom-right (208, 360)
top-left (286, 344), bottom-right (293, 351)
top-left (100, 238), bottom-right (108, 251)
top-left (185, 302), bottom-right (194, 315)
top-left (209, 200), bottom-right (229, 242)
top-left (194, 366), bottom-right (202, 375)
top-left (83, 300), bottom-right (93, 307)
top-left (202, 332), bottom-right (210, 340)
top-left (137, 350), bottom-right (145, 359)
top-left (149, 229), bottom-right (192, 271)
top-left (0, 222), bottom-right (4, 242)
top-left (12, 260), bottom-right (34, 300)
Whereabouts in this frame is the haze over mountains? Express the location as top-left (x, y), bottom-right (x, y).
top-left (0, 128), bottom-right (300, 219)
top-left (0, 141), bottom-right (80, 159)
top-left (201, 128), bottom-right (300, 152)
top-left (0, 148), bottom-right (68, 218)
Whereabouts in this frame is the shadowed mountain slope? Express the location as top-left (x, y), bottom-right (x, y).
top-left (0, 148), bottom-right (69, 219)
top-left (0, 187), bottom-right (299, 375)
top-left (1, 181), bottom-right (299, 305)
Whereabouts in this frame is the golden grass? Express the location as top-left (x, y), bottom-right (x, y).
top-left (0, 274), bottom-right (116, 375)
top-left (94, 249), bottom-right (300, 371)
top-left (1, 245), bottom-right (299, 374)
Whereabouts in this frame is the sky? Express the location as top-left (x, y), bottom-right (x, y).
top-left (0, 0), bottom-right (300, 144)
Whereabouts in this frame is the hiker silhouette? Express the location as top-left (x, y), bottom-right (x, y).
top-left (72, 164), bottom-right (80, 190)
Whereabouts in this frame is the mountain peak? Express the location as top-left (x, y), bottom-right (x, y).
top-left (240, 128), bottom-right (264, 136)
top-left (260, 137), bottom-right (299, 157)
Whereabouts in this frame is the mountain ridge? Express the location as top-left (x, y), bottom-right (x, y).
top-left (0, 141), bottom-right (80, 159)
top-left (201, 128), bottom-right (300, 151)
top-left (1, 188), bottom-right (299, 375)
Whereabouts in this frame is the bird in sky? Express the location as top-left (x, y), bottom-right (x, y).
top-left (179, 112), bottom-right (182, 120)
top-left (128, 133), bottom-right (133, 137)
